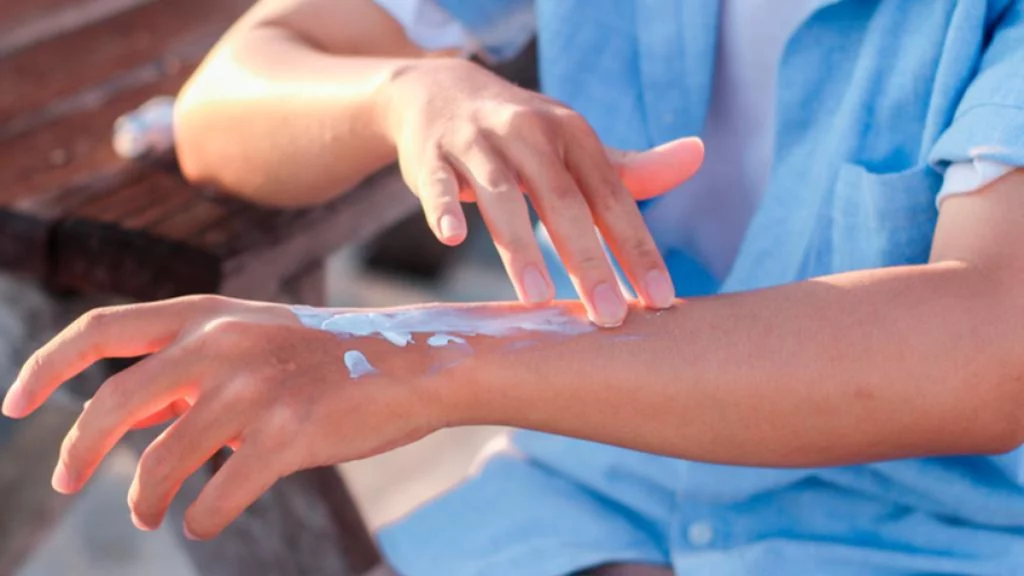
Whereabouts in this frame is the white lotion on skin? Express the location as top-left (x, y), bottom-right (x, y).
top-left (426, 333), bottom-right (467, 347)
top-left (292, 305), bottom-right (594, 346)
top-left (344, 350), bottom-right (377, 378)
top-left (295, 305), bottom-right (594, 377)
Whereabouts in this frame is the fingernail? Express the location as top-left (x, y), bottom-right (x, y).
top-left (438, 214), bottom-right (466, 243)
top-left (1, 393), bottom-right (22, 418)
top-left (590, 283), bottom-right (627, 327)
top-left (184, 526), bottom-right (199, 541)
top-left (521, 265), bottom-right (552, 304)
top-left (644, 269), bottom-right (675, 309)
top-left (51, 464), bottom-right (75, 494)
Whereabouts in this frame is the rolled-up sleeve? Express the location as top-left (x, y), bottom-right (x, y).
top-left (432, 0), bottom-right (535, 61)
top-left (929, 2), bottom-right (1024, 168)
top-left (372, 0), bottom-right (473, 52)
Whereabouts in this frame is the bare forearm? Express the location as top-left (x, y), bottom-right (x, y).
top-left (440, 263), bottom-right (1024, 466)
top-left (174, 1), bottom-right (422, 206)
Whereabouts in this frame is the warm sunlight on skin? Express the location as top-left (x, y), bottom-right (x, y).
top-left (174, 0), bottom-right (704, 328)
top-left (0, 297), bottom-right (623, 538)
top-left (5, 174), bottom-right (1024, 543)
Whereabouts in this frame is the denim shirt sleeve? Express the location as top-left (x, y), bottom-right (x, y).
top-left (432, 0), bottom-right (535, 61)
top-left (930, 2), bottom-right (1024, 168)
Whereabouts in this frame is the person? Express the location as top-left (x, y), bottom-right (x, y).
top-left (5, 0), bottom-right (1024, 574)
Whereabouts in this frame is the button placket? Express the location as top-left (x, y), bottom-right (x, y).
top-left (686, 521), bottom-right (715, 547)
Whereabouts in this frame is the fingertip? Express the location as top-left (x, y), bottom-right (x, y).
top-left (656, 136), bottom-right (704, 169)
top-left (520, 264), bottom-right (554, 304)
top-left (182, 509), bottom-right (217, 542)
top-left (1, 394), bottom-right (22, 419)
top-left (678, 135), bottom-right (704, 152)
top-left (51, 464), bottom-right (77, 495)
top-left (588, 283), bottom-right (628, 328)
top-left (622, 136), bottom-right (705, 199)
top-left (642, 269), bottom-right (676, 310)
top-left (589, 311), bottom-right (626, 329)
top-left (437, 213), bottom-right (468, 246)
top-left (131, 511), bottom-right (156, 532)
top-left (685, 137), bottom-right (705, 166)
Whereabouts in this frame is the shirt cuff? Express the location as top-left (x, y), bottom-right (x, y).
top-left (372, 0), bottom-right (477, 54)
top-left (936, 159), bottom-right (1015, 208)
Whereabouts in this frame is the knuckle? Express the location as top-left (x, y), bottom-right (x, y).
top-left (220, 375), bottom-right (266, 408)
top-left (94, 370), bottom-right (134, 411)
top-left (136, 445), bottom-right (174, 487)
top-left (200, 317), bottom-right (251, 349)
top-left (475, 171), bottom-right (516, 195)
top-left (545, 175), bottom-right (583, 203)
top-left (572, 253), bottom-right (612, 277)
top-left (499, 106), bottom-right (548, 134)
top-left (622, 237), bottom-right (663, 268)
top-left (493, 107), bottom-right (562, 148)
top-left (180, 294), bottom-right (230, 312)
top-left (444, 124), bottom-right (484, 154)
top-left (490, 230), bottom-right (534, 257)
top-left (420, 168), bottom-right (456, 198)
top-left (77, 306), bottom-right (118, 333)
top-left (260, 403), bottom-right (306, 446)
top-left (556, 109), bottom-right (594, 136)
top-left (585, 180), bottom-right (628, 213)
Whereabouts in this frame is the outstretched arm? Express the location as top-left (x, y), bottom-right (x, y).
top-left (438, 171), bottom-right (1024, 465)
top-left (296, 173), bottom-right (1024, 467)
top-left (5, 171), bottom-right (1023, 539)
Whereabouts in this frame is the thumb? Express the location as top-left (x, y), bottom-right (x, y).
top-left (609, 137), bottom-right (704, 201)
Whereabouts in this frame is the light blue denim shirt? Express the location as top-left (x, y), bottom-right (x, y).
top-left (379, 2), bottom-right (1024, 574)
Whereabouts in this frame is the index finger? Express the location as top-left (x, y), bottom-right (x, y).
top-left (565, 130), bottom-right (675, 310)
top-left (1, 295), bottom-right (222, 419)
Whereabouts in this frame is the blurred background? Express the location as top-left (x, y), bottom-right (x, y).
top-left (0, 0), bottom-right (534, 573)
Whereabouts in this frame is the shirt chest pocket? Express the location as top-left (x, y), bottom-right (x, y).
top-left (827, 162), bottom-right (942, 272)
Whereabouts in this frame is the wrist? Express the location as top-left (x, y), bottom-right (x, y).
top-left (372, 58), bottom-right (425, 147)
top-left (414, 336), bottom-right (514, 429)
top-left (372, 57), bottom-right (479, 147)
top-left (404, 347), bottom-right (472, 431)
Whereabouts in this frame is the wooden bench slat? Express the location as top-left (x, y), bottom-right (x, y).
top-left (68, 170), bottom-right (249, 246)
top-left (147, 195), bottom-right (232, 241)
top-left (194, 205), bottom-right (280, 255)
top-left (54, 218), bottom-right (222, 299)
top-left (218, 169), bottom-right (418, 300)
top-left (47, 167), bottom-right (416, 301)
top-left (0, 66), bottom-right (195, 207)
top-left (68, 170), bottom-right (174, 222)
top-left (0, 0), bottom-right (249, 131)
top-left (0, 65), bottom-right (193, 278)
top-left (102, 173), bottom-right (202, 230)
top-left (0, 0), bottom-right (152, 59)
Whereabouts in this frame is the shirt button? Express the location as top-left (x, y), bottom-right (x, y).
top-left (686, 521), bottom-right (715, 547)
